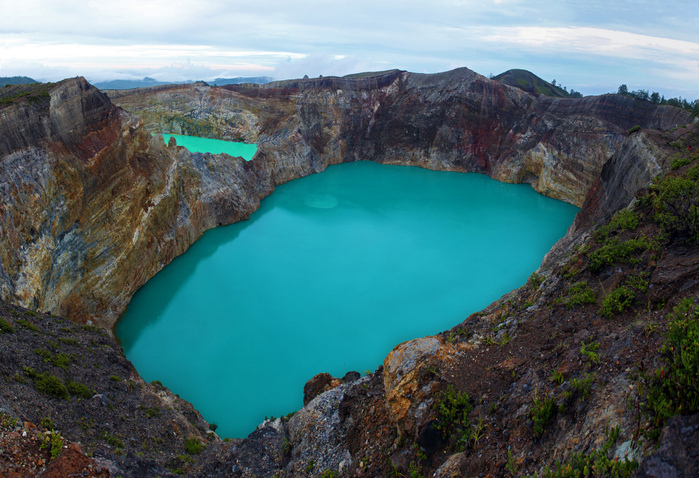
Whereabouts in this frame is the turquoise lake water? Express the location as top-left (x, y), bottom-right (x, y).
top-left (158, 133), bottom-right (257, 160)
top-left (115, 160), bottom-right (579, 439)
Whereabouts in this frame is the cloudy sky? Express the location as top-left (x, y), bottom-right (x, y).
top-left (1, 0), bottom-right (698, 98)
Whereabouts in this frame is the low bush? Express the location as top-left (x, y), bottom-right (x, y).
top-left (528, 272), bottom-right (544, 290)
top-left (645, 297), bottom-right (699, 438)
top-left (601, 286), bottom-right (636, 318)
top-left (34, 348), bottom-right (71, 370)
top-left (66, 380), bottom-right (92, 399)
top-left (0, 317), bottom-right (14, 334)
top-left (40, 430), bottom-right (65, 459)
top-left (588, 236), bottom-right (653, 272)
top-left (35, 373), bottom-right (69, 399)
top-left (543, 426), bottom-right (637, 477)
top-left (580, 341), bottom-right (601, 364)
top-left (531, 388), bottom-right (558, 437)
top-left (184, 437), bottom-right (204, 455)
top-left (103, 431), bottom-right (125, 449)
top-left (565, 281), bottom-right (596, 309)
top-left (436, 385), bottom-right (472, 438)
top-left (16, 319), bottom-right (39, 332)
top-left (594, 210), bottom-right (639, 240)
top-left (650, 171), bottom-right (699, 243)
top-left (40, 417), bottom-right (54, 430)
top-left (670, 156), bottom-right (691, 170)
top-left (569, 373), bottom-right (596, 400)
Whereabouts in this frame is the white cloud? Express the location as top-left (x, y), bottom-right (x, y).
top-left (482, 26), bottom-right (699, 60)
top-left (0, 0), bottom-right (697, 97)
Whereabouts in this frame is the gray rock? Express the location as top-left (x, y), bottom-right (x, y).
top-left (637, 413), bottom-right (699, 477)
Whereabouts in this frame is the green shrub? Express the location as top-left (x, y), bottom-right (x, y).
top-left (23, 366), bottom-right (37, 378)
top-left (528, 272), bottom-right (544, 290)
top-left (651, 173), bottom-right (699, 243)
top-left (645, 297), bottom-right (699, 437)
top-left (40, 417), bottom-right (54, 430)
top-left (628, 125), bottom-right (641, 135)
top-left (588, 236), bottom-right (652, 272)
top-left (0, 317), bottom-right (14, 334)
top-left (40, 430), bottom-right (65, 459)
top-left (103, 431), bottom-right (125, 449)
top-left (595, 210), bottom-right (640, 240)
top-left (670, 157), bottom-right (691, 170)
top-left (35, 373), bottom-right (69, 399)
top-left (34, 347), bottom-right (52, 361)
top-left (531, 388), bottom-right (558, 437)
top-left (436, 385), bottom-right (472, 437)
top-left (550, 369), bottom-right (564, 385)
top-left (565, 281), bottom-right (596, 309)
top-left (34, 348), bottom-right (71, 370)
top-left (16, 319), bottom-right (39, 332)
top-left (66, 380), bottom-right (92, 399)
top-left (580, 341), bottom-right (601, 364)
top-left (569, 372), bottom-right (596, 400)
top-left (601, 286), bottom-right (636, 318)
top-left (543, 426), bottom-right (637, 477)
top-left (52, 353), bottom-right (70, 370)
top-left (184, 437), bottom-right (204, 455)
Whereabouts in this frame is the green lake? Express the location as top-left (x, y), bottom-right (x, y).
top-left (158, 133), bottom-right (258, 160)
top-left (115, 160), bottom-right (579, 439)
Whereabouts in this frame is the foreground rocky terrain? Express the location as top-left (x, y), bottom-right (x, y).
top-left (1, 69), bottom-right (698, 476)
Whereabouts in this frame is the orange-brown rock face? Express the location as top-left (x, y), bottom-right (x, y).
top-left (0, 78), bottom-right (269, 328)
top-left (0, 70), bottom-right (692, 329)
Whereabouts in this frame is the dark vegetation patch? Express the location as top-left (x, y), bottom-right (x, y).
top-left (493, 69), bottom-right (581, 98)
top-left (0, 76), bottom-right (38, 87)
top-left (0, 302), bottom-right (216, 477)
top-left (0, 82), bottom-right (54, 109)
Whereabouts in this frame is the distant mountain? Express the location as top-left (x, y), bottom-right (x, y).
top-left (210, 77), bottom-right (273, 86)
top-left (94, 76), bottom-right (273, 90)
top-left (92, 77), bottom-right (172, 90)
top-left (493, 69), bottom-right (572, 98)
top-left (0, 76), bottom-right (39, 87)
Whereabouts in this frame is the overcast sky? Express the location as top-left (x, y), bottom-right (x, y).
top-left (1, 0), bottom-right (698, 98)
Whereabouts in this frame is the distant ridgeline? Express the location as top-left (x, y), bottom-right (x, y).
top-left (616, 84), bottom-right (699, 117)
top-left (0, 76), bottom-right (39, 87)
top-left (493, 69), bottom-right (583, 98)
top-left (93, 76), bottom-right (274, 90)
top-left (493, 69), bottom-right (699, 117)
top-left (0, 82), bottom-right (54, 108)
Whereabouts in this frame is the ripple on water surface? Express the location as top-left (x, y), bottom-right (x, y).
top-left (115, 160), bottom-right (579, 439)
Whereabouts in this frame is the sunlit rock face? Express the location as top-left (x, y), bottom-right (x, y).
top-left (0, 78), bottom-right (265, 328)
top-left (0, 69), bottom-right (691, 328)
top-left (112, 68), bottom-right (689, 208)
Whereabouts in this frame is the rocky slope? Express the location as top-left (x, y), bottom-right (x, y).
top-left (0, 301), bottom-right (214, 476)
top-left (1, 69), bottom-right (698, 476)
top-left (1, 69), bottom-right (691, 329)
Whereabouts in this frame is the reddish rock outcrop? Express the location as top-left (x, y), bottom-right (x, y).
top-left (1, 70), bottom-right (692, 330)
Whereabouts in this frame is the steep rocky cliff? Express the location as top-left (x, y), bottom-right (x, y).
top-left (1, 78), bottom-right (268, 328)
top-left (1, 69), bottom-right (697, 477)
top-left (3, 69), bottom-right (686, 329)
